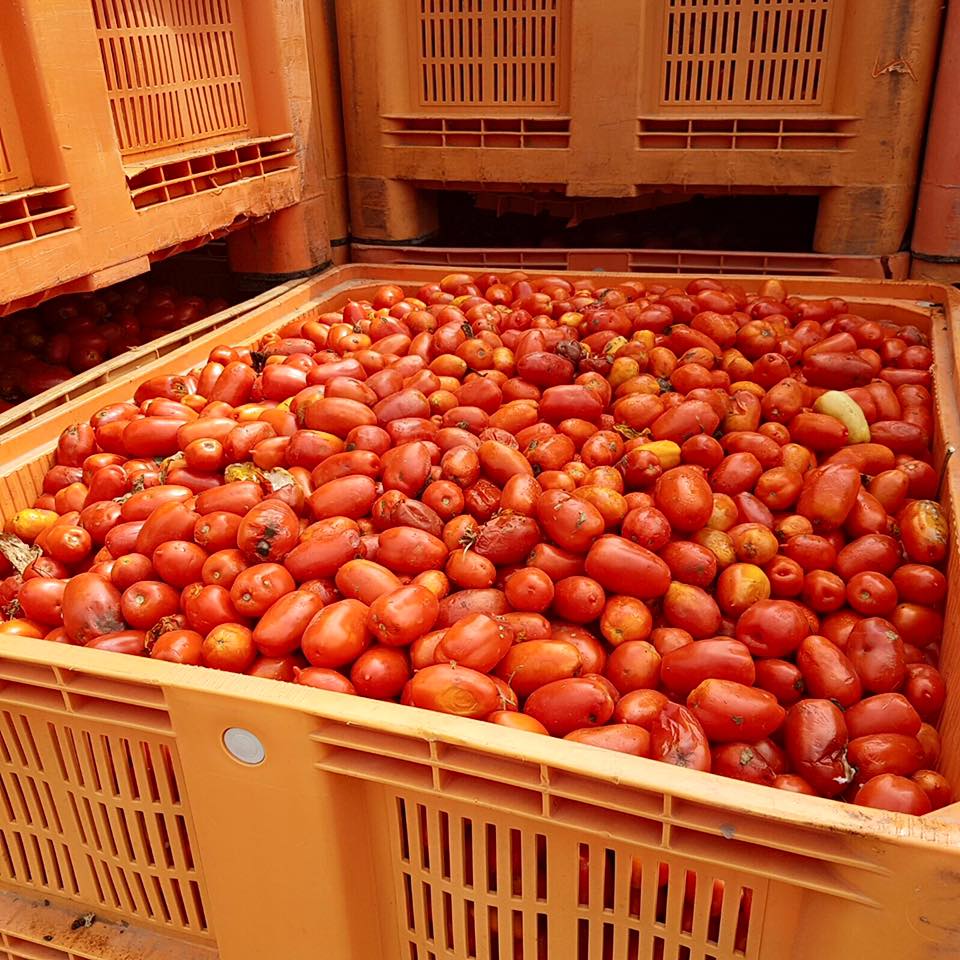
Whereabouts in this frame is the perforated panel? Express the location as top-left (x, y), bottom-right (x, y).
top-left (414, 0), bottom-right (564, 108)
top-left (91, 0), bottom-right (252, 159)
top-left (660, 0), bottom-right (837, 106)
top-left (389, 792), bottom-right (763, 960)
top-left (0, 663), bottom-right (211, 940)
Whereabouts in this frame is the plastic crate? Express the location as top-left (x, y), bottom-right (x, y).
top-left (351, 244), bottom-right (913, 279)
top-left (336, 0), bottom-right (941, 255)
top-left (0, 279), bottom-right (303, 439)
top-left (0, 264), bottom-right (958, 960)
top-left (0, 0), bottom-right (334, 315)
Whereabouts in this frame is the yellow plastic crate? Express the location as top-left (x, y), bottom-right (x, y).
top-left (0, 265), bottom-right (958, 960)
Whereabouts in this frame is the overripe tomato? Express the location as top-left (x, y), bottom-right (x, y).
top-left (650, 702), bottom-right (711, 772)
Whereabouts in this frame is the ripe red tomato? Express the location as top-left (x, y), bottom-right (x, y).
top-left (686, 679), bottom-right (785, 742)
top-left (523, 676), bottom-right (616, 737)
top-left (350, 647), bottom-right (411, 700)
top-left (230, 563), bottom-right (296, 617)
top-left (120, 581), bottom-right (180, 630)
top-left (151, 629), bottom-right (204, 665)
top-left (301, 599), bottom-right (371, 668)
top-left (854, 774), bottom-right (932, 814)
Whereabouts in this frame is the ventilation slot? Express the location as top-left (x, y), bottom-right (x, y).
top-left (415, 0), bottom-right (564, 107)
top-left (393, 794), bottom-right (550, 959)
top-left (92, 0), bottom-right (252, 159)
top-left (575, 843), bottom-right (759, 959)
top-left (661, 0), bottom-right (835, 106)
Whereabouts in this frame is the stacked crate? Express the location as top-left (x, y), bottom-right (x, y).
top-left (336, 0), bottom-right (940, 263)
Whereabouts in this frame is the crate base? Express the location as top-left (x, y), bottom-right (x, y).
top-left (351, 244), bottom-right (911, 279)
top-left (347, 176), bottom-right (439, 243)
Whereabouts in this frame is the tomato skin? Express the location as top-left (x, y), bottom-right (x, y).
top-left (376, 526), bottom-right (448, 574)
top-left (368, 585), bottom-right (440, 646)
top-left (150, 630), bottom-right (203, 667)
top-left (662, 582), bottom-right (721, 639)
top-left (120, 581), bottom-right (180, 630)
top-left (475, 513), bottom-right (542, 565)
top-left (891, 563), bottom-right (946, 605)
top-left (18, 578), bottom-right (66, 626)
top-left (784, 699), bottom-right (853, 797)
top-left (564, 724), bottom-right (651, 757)
top-left (660, 639), bottom-right (756, 696)
top-left (847, 733), bottom-right (924, 785)
top-left (584, 536), bottom-right (671, 599)
top-left (735, 600), bottom-right (809, 657)
top-left (135, 501), bottom-right (199, 557)
top-left (230, 563), bottom-right (296, 617)
top-left (854, 774), bottom-right (932, 814)
top-left (898, 500), bottom-right (948, 564)
top-left (843, 693), bottom-right (922, 740)
top-left (236, 500), bottom-right (299, 562)
top-left (152, 541), bottom-right (207, 588)
top-left (773, 774), bottom-right (816, 795)
top-left (494, 639), bottom-right (581, 697)
top-left (796, 635), bottom-right (862, 707)
top-left (912, 769), bottom-right (952, 810)
top-left (535, 490), bottom-right (605, 552)
top-left (834, 534), bottom-right (900, 580)
top-left (120, 485), bottom-right (193, 522)
top-left (62, 573), bottom-right (124, 644)
top-left (846, 571), bottom-right (898, 616)
top-left (436, 613), bottom-right (512, 672)
top-left (202, 623), bottom-right (256, 672)
top-left (182, 583), bottom-right (246, 635)
top-left (687, 679), bottom-right (785, 742)
top-left (613, 689), bottom-right (668, 727)
top-left (523, 676), bottom-right (616, 737)
top-left (285, 526), bottom-right (364, 582)
top-left (405, 663), bottom-right (501, 718)
top-left (335, 559), bottom-right (402, 604)
top-left (711, 743), bottom-right (777, 785)
top-left (86, 630), bottom-right (147, 656)
top-left (650, 702), bottom-right (711, 772)
top-left (294, 667), bottom-right (356, 694)
top-left (301, 599), bottom-right (371, 668)
top-left (796, 463), bottom-right (861, 531)
top-left (902, 662), bottom-right (946, 720)
top-left (249, 590), bottom-right (324, 657)
top-left (350, 646), bottom-right (411, 700)
top-left (193, 511), bottom-right (242, 552)
top-left (654, 466), bottom-right (713, 532)
top-left (846, 617), bottom-right (906, 693)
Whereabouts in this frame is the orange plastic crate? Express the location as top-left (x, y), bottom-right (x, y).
top-left (0, 0), bottom-right (338, 315)
top-left (336, 0), bottom-right (941, 255)
top-left (0, 265), bottom-right (959, 960)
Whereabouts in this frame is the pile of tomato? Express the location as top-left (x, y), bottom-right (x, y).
top-left (1, 272), bottom-right (951, 817)
top-left (0, 280), bottom-right (228, 410)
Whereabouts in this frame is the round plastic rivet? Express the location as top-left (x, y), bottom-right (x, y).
top-left (223, 727), bottom-right (265, 765)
